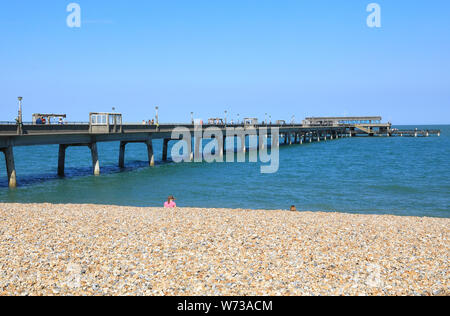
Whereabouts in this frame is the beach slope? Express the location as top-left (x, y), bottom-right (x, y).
top-left (0, 203), bottom-right (448, 296)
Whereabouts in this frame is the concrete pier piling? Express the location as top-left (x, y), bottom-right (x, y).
top-left (194, 137), bottom-right (202, 162)
top-left (259, 134), bottom-right (266, 151)
top-left (58, 145), bottom-right (67, 176)
top-left (274, 135), bottom-right (280, 148)
top-left (241, 135), bottom-right (247, 153)
top-left (90, 143), bottom-right (100, 176)
top-left (119, 142), bottom-right (126, 169)
top-left (218, 136), bottom-right (225, 157)
top-left (189, 138), bottom-right (195, 161)
top-left (1, 146), bottom-right (17, 188)
top-left (146, 139), bottom-right (155, 167)
top-left (162, 139), bottom-right (169, 161)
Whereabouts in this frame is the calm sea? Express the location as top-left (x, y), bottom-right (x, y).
top-left (1, 125), bottom-right (449, 218)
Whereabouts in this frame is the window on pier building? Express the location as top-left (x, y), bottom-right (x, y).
top-left (91, 114), bottom-right (107, 125)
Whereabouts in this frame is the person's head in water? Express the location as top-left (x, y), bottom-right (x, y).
top-left (168, 195), bottom-right (175, 203)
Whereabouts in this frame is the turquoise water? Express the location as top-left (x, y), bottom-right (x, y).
top-left (1, 125), bottom-right (449, 218)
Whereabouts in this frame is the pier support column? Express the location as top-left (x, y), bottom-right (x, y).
top-left (259, 134), bottom-right (265, 151)
top-left (274, 134), bottom-right (280, 148)
top-left (288, 133), bottom-right (293, 145)
top-left (189, 136), bottom-right (195, 161)
top-left (163, 139), bottom-right (169, 161)
top-left (218, 136), bottom-right (225, 157)
top-left (119, 141), bottom-right (126, 169)
top-left (58, 144), bottom-right (67, 176)
top-left (89, 143), bottom-right (100, 176)
top-left (1, 146), bottom-right (17, 188)
top-left (194, 137), bottom-right (202, 162)
top-left (241, 135), bottom-right (247, 153)
top-left (146, 139), bottom-right (155, 166)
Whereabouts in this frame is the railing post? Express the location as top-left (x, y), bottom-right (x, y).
top-left (2, 146), bottom-right (17, 188)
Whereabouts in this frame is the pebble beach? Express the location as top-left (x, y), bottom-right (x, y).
top-left (0, 203), bottom-right (448, 296)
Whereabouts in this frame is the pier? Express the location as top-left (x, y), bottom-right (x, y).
top-left (0, 114), bottom-right (440, 188)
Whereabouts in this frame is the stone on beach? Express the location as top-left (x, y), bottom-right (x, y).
top-left (0, 203), bottom-right (448, 296)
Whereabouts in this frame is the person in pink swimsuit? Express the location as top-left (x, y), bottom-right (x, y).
top-left (164, 195), bottom-right (177, 208)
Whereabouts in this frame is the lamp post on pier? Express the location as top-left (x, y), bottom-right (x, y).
top-left (17, 97), bottom-right (23, 135)
top-left (224, 110), bottom-right (228, 125)
top-left (18, 97), bottom-right (23, 123)
top-left (155, 106), bottom-right (159, 125)
top-left (191, 112), bottom-right (194, 124)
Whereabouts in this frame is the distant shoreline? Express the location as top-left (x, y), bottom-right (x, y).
top-left (0, 203), bottom-right (448, 296)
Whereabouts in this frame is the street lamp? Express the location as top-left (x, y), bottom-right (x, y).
top-left (224, 110), bottom-right (228, 125)
top-left (155, 106), bottom-right (159, 125)
top-left (269, 115), bottom-right (272, 125)
top-left (191, 112), bottom-right (194, 124)
top-left (18, 97), bottom-right (23, 124)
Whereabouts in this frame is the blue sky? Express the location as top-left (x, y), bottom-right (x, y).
top-left (0, 0), bottom-right (449, 124)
